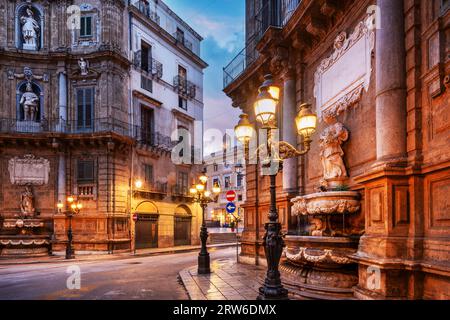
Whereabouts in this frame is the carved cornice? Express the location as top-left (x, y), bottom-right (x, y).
top-left (284, 246), bottom-right (355, 265)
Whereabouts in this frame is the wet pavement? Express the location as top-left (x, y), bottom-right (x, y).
top-left (179, 259), bottom-right (266, 300)
top-left (0, 247), bottom-right (235, 300)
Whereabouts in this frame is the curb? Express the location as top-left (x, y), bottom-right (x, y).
top-left (0, 243), bottom-right (237, 266)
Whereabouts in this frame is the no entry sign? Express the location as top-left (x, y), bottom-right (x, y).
top-left (132, 213), bottom-right (138, 222)
top-left (226, 190), bottom-right (237, 202)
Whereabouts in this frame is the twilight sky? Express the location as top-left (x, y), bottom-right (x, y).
top-left (164, 0), bottom-right (245, 154)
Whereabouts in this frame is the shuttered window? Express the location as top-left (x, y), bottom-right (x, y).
top-left (76, 88), bottom-right (94, 129)
top-left (77, 160), bottom-right (94, 183)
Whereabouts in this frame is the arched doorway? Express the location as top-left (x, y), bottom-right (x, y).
top-left (135, 201), bottom-right (159, 249)
top-left (174, 205), bottom-right (192, 246)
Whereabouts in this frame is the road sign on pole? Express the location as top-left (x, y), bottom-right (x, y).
top-left (226, 202), bottom-right (236, 214)
top-left (226, 190), bottom-right (237, 202)
top-left (132, 213), bottom-right (138, 222)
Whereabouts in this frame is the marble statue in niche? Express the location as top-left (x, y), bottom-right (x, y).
top-left (20, 82), bottom-right (39, 122)
top-left (20, 185), bottom-right (36, 218)
top-left (20, 7), bottom-right (40, 51)
top-left (319, 114), bottom-right (349, 188)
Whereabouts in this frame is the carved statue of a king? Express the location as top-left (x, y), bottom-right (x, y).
top-left (20, 8), bottom-right (40, 50)
top-left (20, 82), bottom-right (39, 122)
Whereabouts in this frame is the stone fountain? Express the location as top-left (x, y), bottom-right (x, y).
top-left (0, 186), bottom-right (50, 257)
top-left (280, 115), bottom-right (363, 299)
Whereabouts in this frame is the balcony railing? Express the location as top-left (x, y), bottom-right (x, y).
top-left (0, 117), bottom-right (176, 151)
top-left (223, 0), bottom-right (302, 88)
top-left (173, 32), bottom-right (193, 52)
top-left (134, 51), bottom-right (163, 79)
top-left (173, 75), bottom-right (196, 99)
top-left (133, 0), bottom-right (161, 25)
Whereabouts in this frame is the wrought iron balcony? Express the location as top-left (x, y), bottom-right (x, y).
top-left (223, 0), bottom-right (302, 88)
top-left (133, 0), bottom-right (161, 25)
top-left (136, 129), bottom-right (177, 151)
top-left (0, 117), bottom-right (136, 137)
top-left (133, 51), bottom-right (163, 79)
top-left (134, 181), bottom-right (168, 200)
top-left (173, 75), bottom-right (196, 99)
top-left (0, 117), bottom-right (177, 151)
top-left (173, 32), bottom-right (193, 52)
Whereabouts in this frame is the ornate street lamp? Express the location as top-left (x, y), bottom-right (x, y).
top-left (190, 169), bottom-right (221, 274)
top-left (57, 196), bottom-right (82, 260)
top-left (235, 75), bottom-right (318, 300)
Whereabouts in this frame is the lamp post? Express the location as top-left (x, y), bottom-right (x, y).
top-left (57, 196), bottom-right (83, 260)
top-left (235, 74), bottom-right (318, 300)
top-left (190, 169), bottom-right (221, 274)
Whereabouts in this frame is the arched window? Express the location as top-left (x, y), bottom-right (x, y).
top-left (16, 4), bottom-right (43, 51)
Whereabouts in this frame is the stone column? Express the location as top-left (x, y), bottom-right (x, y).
top-left (57, 153), bottom-right (66, 205)
top-left (58, 71), bottom-right (67, 131)
top-left (281, 71), bottom-right (298, 193)
top-left (375, 0), bottom-right (407, 163)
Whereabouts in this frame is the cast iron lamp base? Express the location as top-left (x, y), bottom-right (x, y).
top-left (198, 225), bottom-right (210, 274)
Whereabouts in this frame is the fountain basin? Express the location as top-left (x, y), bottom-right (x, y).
top-left (291, 191), bottom-right (360, 216)
top-left (280, 235), bottom-right (359, 299)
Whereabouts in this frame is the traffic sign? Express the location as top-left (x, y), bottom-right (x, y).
top-left (132, 213), bottom-right (138, 222)
top-left (226, 202), bottom-right (236, 214)
top-left (226, 190), bottom-right (237, 202)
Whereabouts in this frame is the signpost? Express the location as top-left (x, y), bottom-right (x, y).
top-left (226, 190), bottom-right (236, 202)
top-left (226, 193), bottom-right (240, 263)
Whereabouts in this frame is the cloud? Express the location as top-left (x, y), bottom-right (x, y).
top-left (192, 15), bottom-right (244, 53)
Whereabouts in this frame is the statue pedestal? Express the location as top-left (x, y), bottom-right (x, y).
top-left (22, 43), bottom-right (37, 51)
top-left (16, 121), bottom-right (41, 133)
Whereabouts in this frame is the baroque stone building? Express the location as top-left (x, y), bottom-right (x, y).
top-left (0, 0), bottom-right (207, 255)
top-left (223, 0), bottom-right (449, 299)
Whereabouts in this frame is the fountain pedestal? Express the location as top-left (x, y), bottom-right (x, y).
top-left (0, 218), bottom-right (50, 257)
top-left (281, 191), bottom-right (362, 299)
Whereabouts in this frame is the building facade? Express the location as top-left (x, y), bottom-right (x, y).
top-left (223, 0), bottom-right (450, 299)
top-left (0, 0), bottom-right (207, 256)
top-left (205, 147), bottom-right (246, 229)
top-left (128, 0), bottom-right (207, 249)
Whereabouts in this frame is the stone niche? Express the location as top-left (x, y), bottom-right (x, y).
top-left (8, 154), bottom-right (50, 186)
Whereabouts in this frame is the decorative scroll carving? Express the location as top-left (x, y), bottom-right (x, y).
top-left (314, 19), bottom-right (375, 118)
top-left (8, 154), bottom-right (50, 185)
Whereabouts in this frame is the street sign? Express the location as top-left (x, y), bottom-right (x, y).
top-left (132, 213), bottom-right (138, 222)
top-left (226, 190), bottom-right (237, 202)
top-left (226, 202), bottom-right (236, 214)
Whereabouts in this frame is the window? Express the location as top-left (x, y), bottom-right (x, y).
top-left (77, 160), bottom-right (94, 183)
top-left (442, 0), bottom-right (450, 14)
top-left (80, 16), bottom-right (93, 38)
top-left (178, 96), bottom-right (187, 110)
top-left (237, 174), bottom-right (243, 187)
top-left (238, 195), bottom-right (243, 202)
top-left (141, 75), bottom-right (153, 92)
top-left (224, 176), bottom-right (231, 189)
top-left (141, 106), bottom-right (154, 145)
top-left (141, 41), bottom-right (152, 72)
top-left (178, 171), bottom-right (189, 193)
top-left (176, 27), bottom-right (185, 42)
top-left (213, 164), bottom-right (218, 172)
top-left (144, 164), bottom-right (153, 184)
top-left (76, 88), bottom-right (94, 130)
top-left (213, 177), bottom-right (220, 188)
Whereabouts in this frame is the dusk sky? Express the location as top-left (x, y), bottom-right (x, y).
top-left (164, 0), bottom-right (245, 153)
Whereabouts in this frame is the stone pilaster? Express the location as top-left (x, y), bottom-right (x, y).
top-left (281, 70), bottom-right (298, 194)
top-left (375, 0), bottom-right (407, 164)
